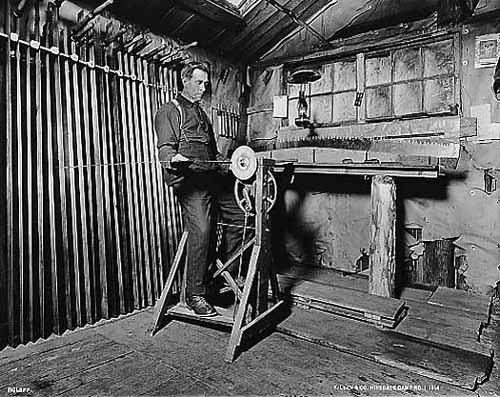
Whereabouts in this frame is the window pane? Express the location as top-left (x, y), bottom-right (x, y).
top-left (394, 82), bottom-right (422, 116)
top-left (424, 40), bottom-right (454, 77)
top-left (288, 98), bottom-right (298, 126)
top-left (311, 95), bottom-right (332, 123)
top-left (311, 63), bottom-right (334, 94)
top-left (366, 55), bottom-right (392, 87)
top-left (424, 77), bottom-right (455, 113)
top-left (333, 91), bottom-right (356, 121)
top-left (366, 86), bottom-right (392, 119)
top-left (394, 47), bottom-right (422, 82)
top-left (288, 83), bottom-right (300, 98)
top-left (333, 61), bottom-right (356, 91)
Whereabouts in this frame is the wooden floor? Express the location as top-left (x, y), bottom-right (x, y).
top-left (0, 300), bottom-right (499, 396)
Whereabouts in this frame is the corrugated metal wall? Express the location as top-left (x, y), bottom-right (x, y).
top-left (0, 3), bottom-right (182, 347)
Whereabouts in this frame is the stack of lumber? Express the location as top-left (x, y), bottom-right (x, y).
top-left (278, 274), bottom-right (406, 328)
top-left (277, 267), bottom-right (494, 390)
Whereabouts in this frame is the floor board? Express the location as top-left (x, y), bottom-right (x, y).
top-left (428, 287), bottom-right (491, 323)
top-left (0, 334), bottom-right (133, 389)
top-left (404, 299), bottom-right (483, 333)
top-left (396, 315), bottom-right (491, 356)
top-left (0, 308), bottom-right (486, 396)
top-left (277, 307), bottom-right (491, 390)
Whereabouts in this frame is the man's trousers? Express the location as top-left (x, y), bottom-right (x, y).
top-left (176, 173), bottom-right (247, 297)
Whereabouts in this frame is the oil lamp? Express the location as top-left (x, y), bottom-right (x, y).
top-left (287, 68), bottom-right (321, 128)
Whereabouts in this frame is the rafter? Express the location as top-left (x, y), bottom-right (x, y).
top-left (169, 0), bottom-right (245, 30)
top-left (261, 0), bottom-right (330, 47)
top-left (438, 0), bottom-right (480, 25)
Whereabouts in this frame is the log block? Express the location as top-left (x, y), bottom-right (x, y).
top-left (369, 175), bottom-right (396, 297)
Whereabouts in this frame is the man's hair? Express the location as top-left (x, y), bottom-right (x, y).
top-left (181, 61), bottom-right (209, 81)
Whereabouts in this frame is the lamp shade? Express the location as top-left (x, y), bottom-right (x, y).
top-left (287, 69), bottom-right (321, 84)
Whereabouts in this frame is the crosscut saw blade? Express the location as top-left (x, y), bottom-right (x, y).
top-left (273, 135), bottom-right (460, 169)
top-left (275, 135), bottom-right (459, 158)
top-left (369, 137), bottom-right (459, 159)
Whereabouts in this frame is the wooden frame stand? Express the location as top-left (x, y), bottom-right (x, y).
top-left (150, 158), bottom-right (285, 363)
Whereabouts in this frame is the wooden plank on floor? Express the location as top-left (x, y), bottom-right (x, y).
top-left (287, 294), bottom-right (402, 328)
top-left (0, 334), bottom-right (85, 367)
top-left (37, 351), bottom-right (178, 397)
top-left (12, 351), bottom-right (134, 397)
top-left (277, 306), bottom-right (492, 390)
top-left (279, 266), bottom-right (368, 292)
top-left (0, 333), bottom-right (133, 388)
top-left (428, 287), bottom-right (491, 323)
top-left (399, 287), bottom-right (435, 302)
top-left (82, 358), bottom-right (180, 396)
top-left (279, 275), bottom-right (405, 322)
top-left (476, 300), bottom-right (500, 396)
top-left (142, 374), bottom-right (222, 396)
top-left (404, 300), bottom-right (483, 335)
top-left (396, 315), bottom-right (492, 357)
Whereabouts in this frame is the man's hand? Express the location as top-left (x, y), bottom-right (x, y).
top-left (170, 153), bottom-right (192, 169)
top-left (171, 153), bottom-right (191, 163)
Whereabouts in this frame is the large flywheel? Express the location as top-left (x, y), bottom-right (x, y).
top-left (230, 146), bottom-right (277, 215)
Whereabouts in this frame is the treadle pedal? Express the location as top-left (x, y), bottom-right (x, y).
top-left (167, 303), bottom-right (234, 326)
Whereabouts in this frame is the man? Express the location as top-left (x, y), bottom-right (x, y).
top-left (494, 56), bottom-right (500, 101)
top-left (154, 61), bottom-right (245, 317)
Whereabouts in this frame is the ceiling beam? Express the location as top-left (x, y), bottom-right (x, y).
top-left (169, 0), bottom-right (245, 30)
top-left (261, 0), bottom-right (330, 47)
top-left (437, 0), bottom-right (479, 25)
top-left (254, 0), bottom-right (336, 62)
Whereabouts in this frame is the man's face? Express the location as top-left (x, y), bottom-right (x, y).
top-left (182, 68), bottom-right (208, 102)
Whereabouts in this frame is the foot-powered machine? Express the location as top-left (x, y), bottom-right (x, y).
top-left (150, 146), bottom-right (285, 362)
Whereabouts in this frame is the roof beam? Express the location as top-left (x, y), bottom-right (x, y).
top-left (437, 0), bottom-right (479, 25)
top-left (261, 0), bottom-right (330, 47)
top-left (169, 0), bottom-right (245, 30)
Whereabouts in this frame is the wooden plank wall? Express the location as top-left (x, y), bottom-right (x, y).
top-left (0, 6), bottom-right (182, 347)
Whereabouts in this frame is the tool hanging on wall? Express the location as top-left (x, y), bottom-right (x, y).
top-left (71, 0), bottom-right (114, 39)
top-left (13, 0), bottom-right (29, 17)
top-left (103, 23), bottom-right (127, 46)
top-left (129, 49), bottom-right (153, 308)
top-left (127, 35), bottom-right (152, 55)
top-left (142, 41), bottom-right (169, 61)
top-left (213, 104), bottom-right (240, 139)
top-left (122, 32), bottom-right (143, 51)
top-left (12, 0), bottom-right (28, 345)
top-left (40, 0), bottom-right (63, 335)
top-left (158, 41), bottom-right (197, 65)
top-left (52, 0), bottom-right (74, 331)
top-left (23, 2), bottom-right (38, 344)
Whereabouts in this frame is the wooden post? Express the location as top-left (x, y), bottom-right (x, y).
top-left (369, 175), bottom-right (396, 298)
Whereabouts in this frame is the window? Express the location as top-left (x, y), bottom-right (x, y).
top-left (285, 36), bottom-right (458, 127)
top-left (366, 39), bottom-right (456, 119)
